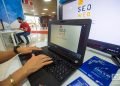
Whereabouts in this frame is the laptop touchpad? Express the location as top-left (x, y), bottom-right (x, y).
top-left (28, 69), bottom-right (61, 86)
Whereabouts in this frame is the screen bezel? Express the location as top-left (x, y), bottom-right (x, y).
top-left (59, 0), bottom-right (76, 20)
top-left (59, 0), bottom-right (76, 4)
top-left (87, 39), bottom-right (120, 55)
top-left (48, 19), bottom-right (92, 67)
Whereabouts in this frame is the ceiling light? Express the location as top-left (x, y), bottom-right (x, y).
top-left (52, 12), bottom-right (56, 14)
top-left (44, 0), bottom-right (51, 2)
top-left (43, 8), bottom-right (48, 11)
top-left (41, 13), bottom-right (45, 14)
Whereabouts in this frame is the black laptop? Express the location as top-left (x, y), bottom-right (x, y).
top-left (19, 19), bottom-right (92, 86)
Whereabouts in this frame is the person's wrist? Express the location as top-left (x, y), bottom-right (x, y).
top-left (21, 66), bottom-right (31, 76)
top-left (22, 62), bottom-right (35, 75)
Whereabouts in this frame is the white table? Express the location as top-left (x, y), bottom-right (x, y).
top-left (62, 47), bottom-right (120, 86)
top-left (0, 42), bottom-right (120, 86)
top-left (0, 30), bottom-right (23, 51)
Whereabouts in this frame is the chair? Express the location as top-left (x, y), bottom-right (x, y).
top-left (11, 32), bottom-right (31, 46)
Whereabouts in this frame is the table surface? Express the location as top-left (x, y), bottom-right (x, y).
top-left (0, 29), bottom-right (23, 33)
top-left (0, 42), bottom-right (120, 86)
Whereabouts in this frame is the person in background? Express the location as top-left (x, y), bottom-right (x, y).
top-left (16, 17), bottom-right (31, 45)
top-left (0, 46), bottom-right (53, 86)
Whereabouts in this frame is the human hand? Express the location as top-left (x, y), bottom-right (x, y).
top-left (17, 46), bottom-right (42, 54)
top-left (23, 54), bottom-right (53, 75)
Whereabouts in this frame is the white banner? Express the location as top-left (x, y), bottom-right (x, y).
top-left (63, 0), bottom-right (120, 46)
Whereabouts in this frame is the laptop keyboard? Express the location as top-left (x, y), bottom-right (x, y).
top-left (32, 50), bottom-right (75, 82)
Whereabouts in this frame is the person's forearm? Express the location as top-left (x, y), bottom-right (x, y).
top-left (0, 50), bottom-right (16, 64)
top-left (19, 28), bottom-right (24, 31)
top-left (0, 66), bottom-right (29, 86)
top-left (20, 28), bottom-right (26, 31)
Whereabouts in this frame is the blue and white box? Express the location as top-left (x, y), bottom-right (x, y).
top-left (79, 56), bottom-right (119, 86)
top-left (67, 77), bottom-right (90, 86)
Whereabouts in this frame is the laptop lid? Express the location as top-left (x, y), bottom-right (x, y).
top-left (48, 19), bottom-right (92, 67)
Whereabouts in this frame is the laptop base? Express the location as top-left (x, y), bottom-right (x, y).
top-left (19, 47), bottom-right (76, 86)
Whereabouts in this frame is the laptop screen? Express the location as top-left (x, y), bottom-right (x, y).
top-left (48, 19), bottom-right (91, 66)
top-left (50, 25), bottom-right (82, 53)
